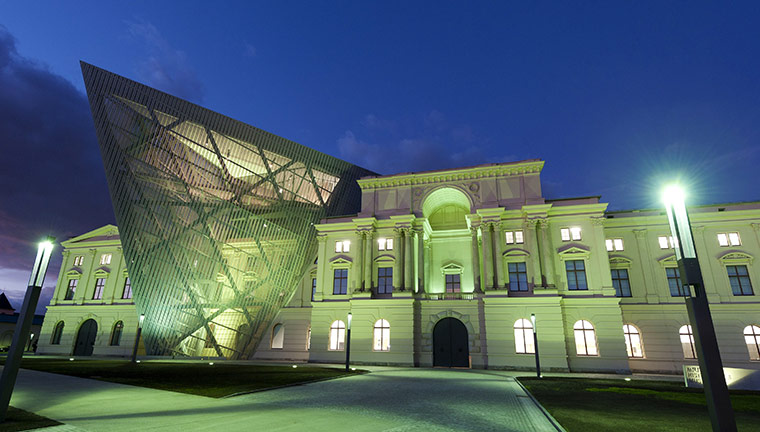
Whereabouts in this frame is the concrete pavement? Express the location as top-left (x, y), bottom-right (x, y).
top-left (6, 366), bottom-right (563, 431)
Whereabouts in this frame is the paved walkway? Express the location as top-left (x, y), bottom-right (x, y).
top-left (7, 366), bottom-right (563, 431)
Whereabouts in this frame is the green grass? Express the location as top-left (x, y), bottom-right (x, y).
top-left (0, 406), bottom-right (61, 432)
top-left (520, 377), bottom-right (760, 432)
top-left (2, 358), bottom-right (363, 398)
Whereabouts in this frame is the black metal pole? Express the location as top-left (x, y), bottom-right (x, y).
top-left (533, 329), bottom-right (541, 378)
top-left (131, 326), bottom-right (143, 363)
top-left (345, 327), bottom-right (352, 371)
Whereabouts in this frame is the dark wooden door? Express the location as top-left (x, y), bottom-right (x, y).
top-left (433, 318), bottom-right (469, 367)
top-left (73, 319), bottom-right (97, 356)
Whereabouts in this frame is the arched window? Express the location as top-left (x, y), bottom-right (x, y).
top-left (373, 319), bottom-right (390, 351)
top-left (109, 321), bottom-right (123, 346)
top-left (514, 319), bottom-right (535, 354)
top-left (573, 320), bottom-right (598, 356)
top-left (623, 324), bottom-right (644, 358)
top-left (744, 325), bottom-right (760, 361)
top-left (50, 321), bottom-right (64, 345)
top-left (271, 323), bottom-right (284, 349)
top-left (679, 325), bottom-right (696, 359)
top-left (306, 325), bottom-right (311, 350)
top-left (329, 320), bottom-right (346, 351)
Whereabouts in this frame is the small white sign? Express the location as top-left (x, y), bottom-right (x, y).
top-left (684, 365), bottom-right (760, 391)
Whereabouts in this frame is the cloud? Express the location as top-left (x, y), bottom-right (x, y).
top-left (126, 20), bottom-right (204, 102)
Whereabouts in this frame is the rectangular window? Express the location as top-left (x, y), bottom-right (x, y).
top-left (311, 277), bottom-right (317, 301)
top-left (658, 236), bottom-right (678, 249)
top-left (565, 260), bottom-right (588, 290)
top-left (100, 253), bottom-right (112, 265)
top-left (377, 238), bottom-right (393, 251)
top-left (377, 267), bottom-right (393, 294)
top-left (667, 268), bottom-right (689, 297)
top-left (505, 231), bottom-right (514, 244)
top-left (606, 239), bottom-right (624, 251)
top-left (333, 269), bottom-right (348, 295)
top-left (561, 227), bottom-right (582, 241)
top-left (93, 278), bottom-right (106, 300)
top-left (560, 228), bottom-right (571, 241)
top-left (505, 231), bottom-right (524, 245)
top-left (64, 279), bottom-right (77, 300)
top-left (508, 262), bottom-right (529, 291)
top-left (611, 269), bottom-right (631, 297)
top-left (445, 274), bottom-right (461, 293)
top-left (335, 240), bottom-right (350, 253)
top-left (122, 277), bottom-right (132, 299)
top-left (570, 227), bottom-right (582, 241)
top-left (73, 255), bottom-right (84, 266)
top-left (728, 265), bottom-right (754, 296)
top-left (718, 232), bottom-right (741, 247)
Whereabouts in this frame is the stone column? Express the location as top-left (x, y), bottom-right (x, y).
top-left (53, 250), bottom-right (70, 304)
top-left (538, 219), bottom-right (555, 287)
top-left (481, 223), bottom-right (493, 290)
top-left (470, 226), bottom-right (482, 293)
top-left (424, 239), bottom-right (432, 294)
top-left (524, 219), bottom-right (542, 288)
top-left (393, 228), bottom-right (403, 292)
top-left (355, 230), bottom-right (364, 292)
top-left (414, 227), bottom-right (424, 293)
top-left (364, 230), bottom-right (373, 292)
top-left (314, 234), bottom-right (327, 301)
top-left (494, 224), bottom-right (505, 289)
top-left (404, 228), bottom-right (413, 291)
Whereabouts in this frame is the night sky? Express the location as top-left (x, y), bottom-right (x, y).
top-left (1, 2), bottom-right (759, 313)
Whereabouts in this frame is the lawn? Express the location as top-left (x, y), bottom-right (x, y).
top-left (2, 358), bottom-right (362, 398)
top-left (520, 377), bottom-right (760, 432)
top-left (0, 407), bottom-right (61, 432)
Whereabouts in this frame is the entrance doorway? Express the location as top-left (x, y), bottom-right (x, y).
top-left (433, 317), bottom-right (469, 367)
top-left (73, 319), bottom-right (97, 356)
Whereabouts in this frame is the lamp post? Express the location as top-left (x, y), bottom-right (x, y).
top-left (663, 185), bottom-right (736, 432)
top-left (345, 312), bottom-right (352, 371)
top-left (131, 314), bottom-right (145, 363)
top-left (0, 237), bottom-right (55, 422)
top-left (531, 313), bottom-right (541, 378)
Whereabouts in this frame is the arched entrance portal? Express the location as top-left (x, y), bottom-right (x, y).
top-left (433, 317), bottom-right (469, 367)
top-left (73, 319), bottom-right (97, 356)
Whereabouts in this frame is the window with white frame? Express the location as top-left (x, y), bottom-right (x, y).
top-left (93, 278), bottom-right (106, 300)
top-left (679, 325), bottom-right (696, 359)
top-left (605, 238), bottom-right (624, 251)
top-left (667, 267), bottom-right (689, 297)
top-left (100, 253), bottom-right (112, 265)
top-left (333, 269), bottom-right (348, 295)
top-left (505, 230), bottom-right (524, 244)
top-left (573, 320), bottom-right (598, 356)
top-left (73, 255), bottom-right (84, 266)
top-left (717, 232), bottom-right (741, 247)
top-left (377, 267), bottom-right (393, 294)
top-left (565, 260), bottom-right (588, 290)
top-left (611, 269), bottom-right (632, 297)
top-left (658, 236), bottom-right (678, 249)
top-left (122, 277), bottom-right (132, 299)
top-left (271, 323), bottom-right (284, 349)
top-left (560, 227), bottom-right (582, 242)
top-left (373, 319), bottom-right (390, 351)
top-left (623, 324), bottom-right (644, 358)
top-left (334, 240), bottom-right (350, 253)
top-left (377, 238), bottom-right (394, 251)
top-left (64, 279), bottom-right (77, 300)
top-left (514, 319), bottom-right (535, 354)
top-left (329, 320), bottom-right (346, 351)
top-left (508, 262), bottom-right (529, 291)
top-left (445, 274), bottom-right (461, 293)
top-left (727, 265), bottom-right (754, 296)
top-left (744, 325), bottom-right (760, 361)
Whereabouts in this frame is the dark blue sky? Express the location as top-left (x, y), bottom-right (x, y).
top-left (1, 1), bottom-right (759, 310)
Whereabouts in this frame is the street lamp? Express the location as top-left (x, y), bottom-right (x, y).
top-left (663, 185), bottom-right (736, 432)
top-left (0, 237), bottom-right (55, 422)
top-left (131, 313), bottom-right (145, 363)
top-left (531, 313), bottom-right (541, 378)
top-left (345, 312), bottom-right (352, 371)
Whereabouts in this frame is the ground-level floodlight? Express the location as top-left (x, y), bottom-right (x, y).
top-left (132, 313), bottom-right (146, 363)
top-left (663, 185), bottom-right (736, 431)
top-left (0, 237), bottom-right (55, 422)
top-left (345, 312), bottom-right (352, 372)
top-left (531, 313), bottom-right (540, 378)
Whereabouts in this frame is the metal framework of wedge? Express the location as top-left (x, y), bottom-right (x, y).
top-left (81, 62), bottom-right (373, 358)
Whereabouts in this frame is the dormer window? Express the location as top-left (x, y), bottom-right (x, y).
top-left (100, 253), bottom-right (112, 265)
top-left (335, 240), bottom-right (350, 253)
top-left (505, 230), bottom-right (524, 244)
top-left (377, 238), bottom-right (393, 251)
top-left (561, 227), bottom-right (582, 241)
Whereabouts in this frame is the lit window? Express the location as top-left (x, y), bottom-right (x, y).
top-left (623, 324), bottom-right (644, 358)
top-left (614, 239), bottom-right (624, 251)
top-left (93, 278), bottom-right (106, 300)
top-left (333, 269), bottom-right (348, 295)
top-left (329, 320), bottom-right (346, 350)
top-left (718, 232), bottom-right (741, 247)
top-left (377, 267), bottom-right (393, 294)
top-left (64, 279), bottom-right (77, 300)
top-left (271, 323), bottom-right (284, 349)
top-left (744, 325), bottom-right (760, 361)
top-left (311, 277), bottom-right (317, 301)
top-left (505, 231), bottom-right (524, 245)
top-left (679, 325), bottom-right (696, 359)
top-left (727, 265), bottom-right (754, 296)
top-left (565, 260), bottom-right (588, 290)
top-left (666, 268), bottom-right (689, 297)
top-left (508, 262), bottom-right (529, 292)
top-left (50, 321), bottom-right (64, 345)
top-left (718, 233), bottom-right (729, 247)
top-left (570, 227), bottom-right (582, 241)
top-left (100, 253), bottom-right (112, 265)
top-left (377, 238), bottom-right (393, 251)
top-left (445, 274), bottom-right (461, 293)
top-left (373, 319), bottom-right (390, 351)
top-left (335, 240), bottom-right (350, 253)
top-left (73, 255), bottom-right (84, 266)
top-left (611, 269), bottom-right (631, 297)
top-left (605, 238), bottom-right (624, 251)
top-left (573, 320), bottom-right (598, 356)
top-left (560, 228), bottom-right (571, 241)
top-left (122, 277), bottom-right (132, 299)
top-left (110, 321), bottom-right (123, 346)
top-left (514, 319), bottom-right (535, 354)
top-left (306, 325), bottom-right (311, 350)
top-left (658, 236), bottom-right (678, 249)
top-left (605, 239), bottom-right (614, 251)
